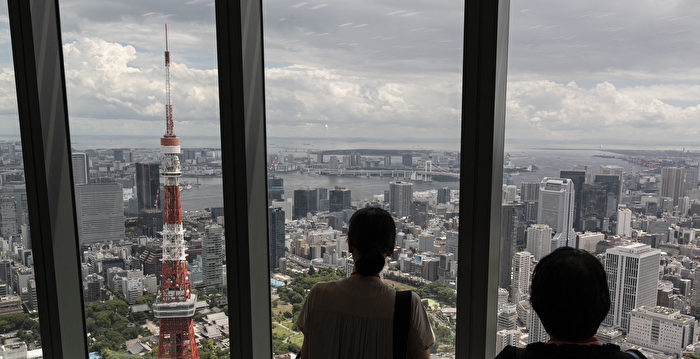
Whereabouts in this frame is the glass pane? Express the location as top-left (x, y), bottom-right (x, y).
top-left (0, 2), bottom-right (45, 357)
top-left (58, 1), bottom-right (229, 357)
top-left (497, 0), bottom-right (693, 356)
top-left (263, 1), bottom-right (463, 357)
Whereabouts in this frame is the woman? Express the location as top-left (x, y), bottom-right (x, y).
top-left (297, 207), bottom-right (434, 358)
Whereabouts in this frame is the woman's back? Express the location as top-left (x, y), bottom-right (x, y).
top-left (297, 276), bottom-right (434, 359)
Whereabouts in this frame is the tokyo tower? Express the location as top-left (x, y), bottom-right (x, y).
top-left (152, 25), bottom-right (199, 359)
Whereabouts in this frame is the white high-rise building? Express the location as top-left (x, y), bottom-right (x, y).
top-left (537, 178), bottom-right (575, 246)
top-left (511, 251), bottom-right (533, 304)
top-left (389, 181), bottom-right (413, 218)
top-left (527, 309), bottom-right (549, 343)
top-left (203, 224), bottom-right (224, 290)
top-left (627, 306), bottom-right (697, 354)
top-left (496, 329), bottom-right (520, 353)
top-left (578, 232), bottom-right (604, 253)
top-left (502, 184), bottom-right (517, 203)
top-left (526, 224), bottom-right (553, 261)
top-left (604, 243), bottom-right (661, 332)
top-left (616, 208), bottom-right (632, 238)
top-left (498, 304), bottom-right (518, 331)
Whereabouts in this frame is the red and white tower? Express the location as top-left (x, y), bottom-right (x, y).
top-left (153, 25), bottom-right (199, 359)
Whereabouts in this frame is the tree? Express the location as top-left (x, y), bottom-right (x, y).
top-left (308, 266), bottom-right (316, 275)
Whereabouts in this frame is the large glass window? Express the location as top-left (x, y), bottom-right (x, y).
top-left (262, 1), bottom-right (464, 357)
top-left (497, 0), bottom-right (699, 355)
top-left (58, 1), bottom-right (229, 356)
top-left (0, 2), bottom-right (44, 357)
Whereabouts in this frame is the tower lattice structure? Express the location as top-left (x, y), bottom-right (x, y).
top-left (153, 25), bottom-right (199, 359)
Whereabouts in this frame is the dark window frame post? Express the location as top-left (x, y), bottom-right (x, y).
top-left (456, 0), bottom-right (510, 358)
top-left (7, 0), bottom-right (88, 357)
top-left (215, 0), bottom-right (273, 358)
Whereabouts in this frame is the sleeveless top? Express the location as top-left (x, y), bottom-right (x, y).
top-left (297, 276), bottom-right (435, 359)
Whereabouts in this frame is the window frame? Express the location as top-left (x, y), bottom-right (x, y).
top-left (6, 0), bottom-right (509, 357)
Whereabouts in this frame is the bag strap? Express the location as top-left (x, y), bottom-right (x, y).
top-left (393, 290), bottom-right (412, 359)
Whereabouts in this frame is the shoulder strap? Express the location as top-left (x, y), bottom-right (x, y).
top-left (393, 290), bottom-right (412, 359)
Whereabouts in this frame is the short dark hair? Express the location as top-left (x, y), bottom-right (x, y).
top-left (347, 207), bottom-right (396, 276)
top-left (530, 247), bottom-right (610, 341)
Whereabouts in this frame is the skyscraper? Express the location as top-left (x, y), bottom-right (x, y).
top-left (71, 152), bottom-right (89, 185)
top-left (559, 170), bottom-right (586, 231)
top-left (268, 207), bottom-right (285, 270)
top-left (527, 309), bottom-right (549, 344)
top-left (580, 183), bottom-right (608, 232)
top-left (499, 204), bottom-right (518, 290)
top-left (293, 189), bottom-right (318, 219)
top-left (519, 182), bottom-right (540, 203)
top-left (0, 197), bottom-right (17, 238)
top-left (136, 162), bottom-right (161, 212)
top-left (329, 187), bottom-right (351, 212)
top-left (390, 181), bottom-right (413, 218)
top-left (267, 176), bottom-right (284, 204)
top-left (526, 224), bottom-right (553, 261)
top-left (437, 187), bottom-right (451, 204)
top-left (600, 165), bottom-right (624, 200)
top-left (411, 199), bottom-right (429, 227)
top-left (74, 183), bottom-right (124, 245)
top-left (661, 167), bottom-right (686, 205)
top-left (572, 165), bottom-right (592, 184)
top-left (402, 154), bottom-right (413, 167)
top-left (202, 224), bottom-right (223, 290)
top-left (511, 251), bottom-right (533, 304)
top-left (537, 178), bottom-right (575, 246)
top-left (604, 243), bottom-right (660, 332)
top-left (616, 208), bottom-right (632, 237)
top-left (594, 175), bottom-right (621, 217)
top-left (684, 163), bottom-right (699, 193)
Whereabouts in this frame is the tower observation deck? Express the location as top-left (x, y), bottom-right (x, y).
top-left (152, 25), bottom-right (199, 359)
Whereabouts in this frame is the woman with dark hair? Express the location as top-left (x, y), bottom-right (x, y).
top-left (496, 247), bottom-right (646, 359)
top-left (297, 207), bottom-right (434, 358)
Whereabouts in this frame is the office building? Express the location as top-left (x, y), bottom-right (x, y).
top-left (594, 175), bottom-right (621, 218)
top-left (527, 309), bottom-right (549, 343)
top-left (202, 224), bottom-right (223, 290)
top-left (71, 152), bottom-right (89, 185)
top-left (268, 207), bottom-right (285, 270)
top-left (74, 183), bottom-right (124, 245)
top-left (0, 197), bottom-right (17, 238)
top-left (411, 199), bottom-right (429, 227)
top-left (496, 330), bottom-right (520, 354)
top-left (526, 224), bottom-right (553, 261)
top-left (437, 187), bottom-right (451, 204)
top-left (580, 183), bottom-right (608, 232)
top-left (135, 163), bottom-right (161, 212)
top-left (604, 243), bottom-right (661, 332)
top-left (329, 187), bottom-right (351, 212)
top-left (502, 185), bottom-right (517, 203)
top-left (497, 304), bottom-right (517, 331)
top-left (685, 163), bottom-right (699, 193)
top-left (390, 181), bottom-right (413, 218)
top-left (293, 189), bottom-right (318, 219)
top-left (537, 178), bottom-right (575, 246)
top-left (267, 176), bottom-right (284, 203)
top-left (627, 306), bottom-right (696, 354)
top-left (661, 167), bottom-right (686, 205)
top-left (499, 204), bottom-right (518, 290)
top-left (402, 154), bottom-right (413, 167)
top-left (572, 165), bottom-right (592, 184)
top-left (520, 182), bottom-right (539, 202)
top-left (616, 208), bottom-right (632, 237)
top-left (600, 165), bottom-right (624, 200)
top-left (559, 170), bottom-right (586, 231)
top-left (512, 251), bottom-right (533, 304)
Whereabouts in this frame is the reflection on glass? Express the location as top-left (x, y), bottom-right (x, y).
top-left (497, 1), bottom-right (698, 356)
top-left (263, 1), bottom-right (463, 357)
top-left (59, 0), bottom-right (228, 357)
top-left (0, 2), bottom-right (44, 357)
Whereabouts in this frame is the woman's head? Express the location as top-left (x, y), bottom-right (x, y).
top-left (347, 207), bottom-right (396, 276)
top-left (530, 247), bottom-right (610, 341)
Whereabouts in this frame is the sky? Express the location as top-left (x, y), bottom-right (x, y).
top-left (2, 0), bottom-right (700, 149)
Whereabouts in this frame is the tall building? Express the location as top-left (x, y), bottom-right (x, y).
top-left (526, 224), bottom-right (553, 261)
top-left (437, 187), bottom-right (451, 204)
top-left (594, 175), bottom-right (621, 218)
top-left (293, 189), bottom-right (318, 219)
top-left (527, 309), bottom-right (550, 343)
top-left (71, 152), bottom-right (89, 185)
top-left (600, 165), bottom-right (624, 200)
top-left (390, 181), bottom-right (413, 218)
top-left (616, 208), bottom-right (632, 238)
top-left (0, 197), bottom-right (17, 238)
top-left (402, 154), bottom-right (413, 167)
top-left (511, 251), bottom-right (533, 304)
top-left (604, 243), bottom-right (661, 332)
top-left (202, 225), bottom-right (223, 290)
top-left (684, 163), bottom-right (699, 193)
top-left (627, 306), bottom-right (696, 354)
top-left (661, 167), bottom-right (686, 205)
top-left (537, 178), bottom-right (575, 246)
top-left (559, 170), bottom-right (586, 231)
top-left (267, 176), bottom-right (284, 204)
top-left (572, 165), bottom-right (592, 184)
top-left (329, 187), bottom-right (351, 212)
top-left (136, 162), bottom-right (161, 212)
top-left (520, 182), bottom-right (540, 202)
top-left (495, 330), bottom-right (519, 354)
top-left (150, 30), bottom-right (199, 358)
top-left (411, 199), bottom-right (429, 227)
top-left (499, 204), bottom-right (518, 290)
top-left (268, 207), bottom-right (285, 270)
top-left (74, 183), bottom-right (124, 245)
top-left (580, 183), bottom-right (608, 232)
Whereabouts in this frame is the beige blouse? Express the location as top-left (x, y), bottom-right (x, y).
top-left (297, 276), bottom-right (435, 359)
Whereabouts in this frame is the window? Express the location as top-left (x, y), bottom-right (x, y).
top-left (262, 0), bottom-right (464, 356)
top-left (58, 1), bottom-right (229, 356)
top-left (0, 2), bottom-right (44, 356)
top-left (497, 0), bottom-right (697, 355)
